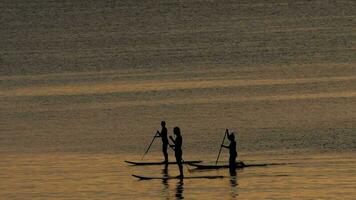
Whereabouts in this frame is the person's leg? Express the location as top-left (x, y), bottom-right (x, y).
top-left (229, 155), bottom-right (236, 175)
top-left (229, 167), bottom-right (236, 176)
top-left (178, 162), bottom-right (183, 177)
top-left (163, 144), bottom-right (168, 163)
top-left (176, 153), bottom-right (184, 177)
top-left (163, 163), bottom-right (168, 177)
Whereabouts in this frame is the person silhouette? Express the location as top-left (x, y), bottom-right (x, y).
top-left (169, 127), bottom-right (184, 178)
top-left (221, 131), bottom-right (237, 175)
top-left (155, 121), bottom-right (169, 163)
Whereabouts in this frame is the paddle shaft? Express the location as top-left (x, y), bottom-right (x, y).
top-left (141, 133), bottom-right (158, 160)
top-left (215, 129), bottom-right (228, 165)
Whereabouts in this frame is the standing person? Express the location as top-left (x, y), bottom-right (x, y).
top-left (221, 131), bottom-right (237, 175)
top-left (155, 121), bottom-right (169, 163)
top-left (169, 127), bottom-right (184, 178)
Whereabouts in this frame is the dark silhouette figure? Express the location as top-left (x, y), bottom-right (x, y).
top-left (221, 131), bottom-right (237, 175)
top-left (170, 127), bottom-right (184, 178)
top-left (155, 121), bottom-right (169, 163)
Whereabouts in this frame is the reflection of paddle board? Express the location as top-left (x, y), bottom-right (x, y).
top-left (125, 160), bottom-right (201, 165)
top-left (132, 174), bottom-right (225, 180)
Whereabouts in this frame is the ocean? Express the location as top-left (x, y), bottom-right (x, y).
top-left (1, 0), bottom-right (355, 199)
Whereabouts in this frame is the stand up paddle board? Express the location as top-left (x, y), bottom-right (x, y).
top-left (125, 160), bottom-right (202, 165)
top-left (188, 162), bottom-right (270, 169)
top-left (132, 174), bottom-right (225, 180)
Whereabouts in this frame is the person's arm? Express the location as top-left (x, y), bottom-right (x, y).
top-left (222, 140), bottom-right (233, 149)
top-left (169, 136), bottom-right (176, 147)
top-left (154, 130), bottom-right (161, 138)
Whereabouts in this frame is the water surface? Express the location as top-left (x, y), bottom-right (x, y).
top-left (1, 0), bottom-right (355, 199)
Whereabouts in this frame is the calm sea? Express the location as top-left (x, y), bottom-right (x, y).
top-left (1, 1), bottom-right (355, 199)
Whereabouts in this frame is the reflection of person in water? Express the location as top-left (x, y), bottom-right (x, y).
top-left (169, 127), bottom-right (184, 178)
top-left (155, 121), bottom-right (169, 163)
top-left (175, 180), bottom-right (184, 199)
top-left (161, 163), bottom-right (169, 198)
top-left (221, 132), bottom-right (237, 175)
top-left (230, 176), bottom-right (238, 198)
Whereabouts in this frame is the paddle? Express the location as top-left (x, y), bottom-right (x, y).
top-left (141, 131), bottom-right (159, 160)
top-left (215, 129), bottom-right (228, 165)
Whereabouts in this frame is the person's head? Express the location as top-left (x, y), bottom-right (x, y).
top-left (228, 132), bottom-right (235, 141)
top-left (161, 121), bottom-right (166, 127)
top-left (173, 127), bottom-right (181, 136)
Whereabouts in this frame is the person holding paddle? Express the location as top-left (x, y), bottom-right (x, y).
top-left (221, 130), bottom-right (237, 175)
top-left (155, 121), bottom-right (169, 163)
top-left (169, 127), bottom-right (184, 178)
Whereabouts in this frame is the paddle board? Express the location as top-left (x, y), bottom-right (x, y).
top-left (132, 174), bottom-right (225, 180)
top-left (125, 160), bottom-right (202, 165)
top-left (188, 162), bottom-right (270, 169)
